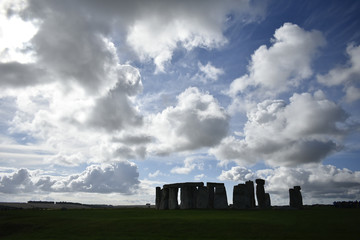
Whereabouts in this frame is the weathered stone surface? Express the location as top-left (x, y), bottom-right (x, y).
top-left (207, 185), bottom-right (215, 209)
top-left (233, 184), bottom-right (245, 209)
top-left (207, 182), bottom-right (225, 187)
top-left (196, 186), bottom-right (209, 209)
top-left (214, 186), bottom-right (228, 209)
top-left (265, 193), bottom-right (271, 208)
top-left (289, 186), bottom-right (303, 209)
top-left (246, 180), bottom-right (256, 208)
top-left (255, 179), bottom-right (265, 185)
top-left (168, 187), bottom-right (179, 210)
top-left (159, 188), bottom-right (169, 210)
top-left (180, 186), bottom-right (197, 209)
top-left (156, 187), bottom-right (161, 210)
top-left (233, 182), bottom-right (255, 209)
top-left (256, 178), bottom-right (266, 209)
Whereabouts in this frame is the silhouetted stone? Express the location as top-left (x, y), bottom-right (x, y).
top-left (246, 180), bottom-right (256, 208)
top-left (155, 187), bottom-right (161, 210)
top-left (265, 193), bottom-right (271, 208)
top-left (159, 188), bottom-right (169, 210)
top-left (168, 187), bottom-right (179, 209)
top-left (207, 182), bottom-right (227, 209)
top-left (207, 184), bottom-right (215, 209)
top-left (214, 186), bottom-right (228, 209)
top-left (233, 182), bottom-right (255, 209)
top-left (196, 186), bottom-right (209, 209)
top-left (180, 186), bottom-right (197, 209)
top-left (256, 178), bottom-right (266, 208)
top-left (289, 186), bottom-right (303, 209)
top-left (233, 184), bottom-right (245, 209)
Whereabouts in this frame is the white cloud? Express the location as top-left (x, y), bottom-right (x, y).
top-left (147, 87), bottom-right (229, 155)
top-left (148, 170), bottom-right (161, 178)
top-left (211, 91), bottom-right (350, 167)
top-left (317, 44), bottom-right (360, 103)
top-left (344, 86), bottom-right (360, 103)
top-left (0, 0), bottom-right (38, 64)
top-left (194, 173), bottom-right (206, 181)
top-left (170, 156), bottom-right (204, 175)
top-left (218, 166), bottom-right (255, 182)
top-left (219, 164), bottom-right (360, 204)
top-left (195, 61), bottom-right (224, 83)
top-left (125, 1), bottom-right (257, 72)
top-left (0, 168), bottom-right (34, 193)
top-left (0, 161), bottom-right (140, 194)
top-left (228, 23), bottom-right (326, 98)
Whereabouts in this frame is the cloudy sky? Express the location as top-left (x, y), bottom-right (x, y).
top-left (1, 0), bottom-right (360, 206)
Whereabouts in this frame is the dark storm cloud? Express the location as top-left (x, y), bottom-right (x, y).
top-left (0, 62), bottom-right (46, 87)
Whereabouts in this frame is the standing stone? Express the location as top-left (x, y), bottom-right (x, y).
top-left (245, 180), bottom-right (256, 208)
top-left (233, 181), bottom-right (256, 209)
top-left (256, 179), bottom-right (266, 209)
top-left (265, 193), bottom-right (271, 208)
top-left (159, 187), bottom-right (169, 210)
top-left (180, 186), bottom-right (196, 209)
top-left (207, 185), bottom-right (215, 209)
top-left (168, 187), bottom-right (179, 209)
top-left (233, 184), bottom-right (247, 209)
top-left (289, 186), bottom-right (303, 209)
top-left (156, 187), bottom-right (161, 210)
top-left (214, 186), bottom-right (228, 209)
top-left (196, 186), bottom-right (209, 209)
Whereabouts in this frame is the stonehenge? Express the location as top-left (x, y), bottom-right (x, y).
top-left (233, 180), bottom-right (255, 209)
top-left (156, 180), bottom-right (302, 210)
top-left (156, 182), bottom-right (228, 210)
top-left (289, 186), bottom-right (303, 209)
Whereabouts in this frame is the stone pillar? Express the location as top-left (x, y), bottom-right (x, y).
top-left (245, 180), bottom-right (256, 208)
top-left (207, 185), bottom-right (215, 209)
top-left (214, 186), bottom-right (228, 209)
top-left (196, 186), bottom-right (209, 209)
top-left (159, 187), bottom-right (169, 210)
top-left (289, 186), bottom-right (303, 209)
top-left (233, 182), bottom-right (255, 209)
top-left (265, 193), bottom-right (271, 208)
top-left (233, 184), bottom-right (246, 209)
top-left (256, 179), bottom-right (266, 209)
top-left (155, 187), bottom-right (161, 210)
top-left (168, 187), bottom-right (179, 210)
top-left (180, 186), bottom-right (196, 209)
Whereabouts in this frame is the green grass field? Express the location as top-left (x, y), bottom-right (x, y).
top-left (1, 207), bottom-right (359, 239)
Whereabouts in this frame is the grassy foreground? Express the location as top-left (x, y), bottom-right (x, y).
top-left (1, 207), bottom-right (359, 239)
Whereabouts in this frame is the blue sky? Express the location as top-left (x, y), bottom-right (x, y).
top-left (0, 0), bottom-right (359, 205)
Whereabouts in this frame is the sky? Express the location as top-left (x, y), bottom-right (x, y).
top-left (0, 0), bottom-right (360, 206)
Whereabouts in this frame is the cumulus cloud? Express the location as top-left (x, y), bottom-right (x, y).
top-left (317, 44), bottom-right (360, 102)
top-left (147, 87), bottom-right (229, 155)
top-left (218, 166), bottom-right (255, 182)
top-left (125, 0), bottom-right (258, 72)
top-left (0, 168), bottom-right (34, 193)
top-left (88, 66), bottom-right (143, 132)
top-left (195, 61), bottom-right (224, 83)
top-left (0, 0), bottom-right (38, 64)
top-left (219, 164), bottom-right (360, 204)
top-left (0, 161), bottom-right (139, 194)
top-left (170, 156), bottom-right (204, 175)
top-left (228, 23), bottom-right (325, 98)
top-left (211, 91), bottom-right (350, 167)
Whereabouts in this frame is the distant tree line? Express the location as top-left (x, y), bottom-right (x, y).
top-left (28, 201), bottom-right (55, 204)
top-left (27, 201), bottom-right (82, 205)
top-left (333, 201), bottom-right (360, 208)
